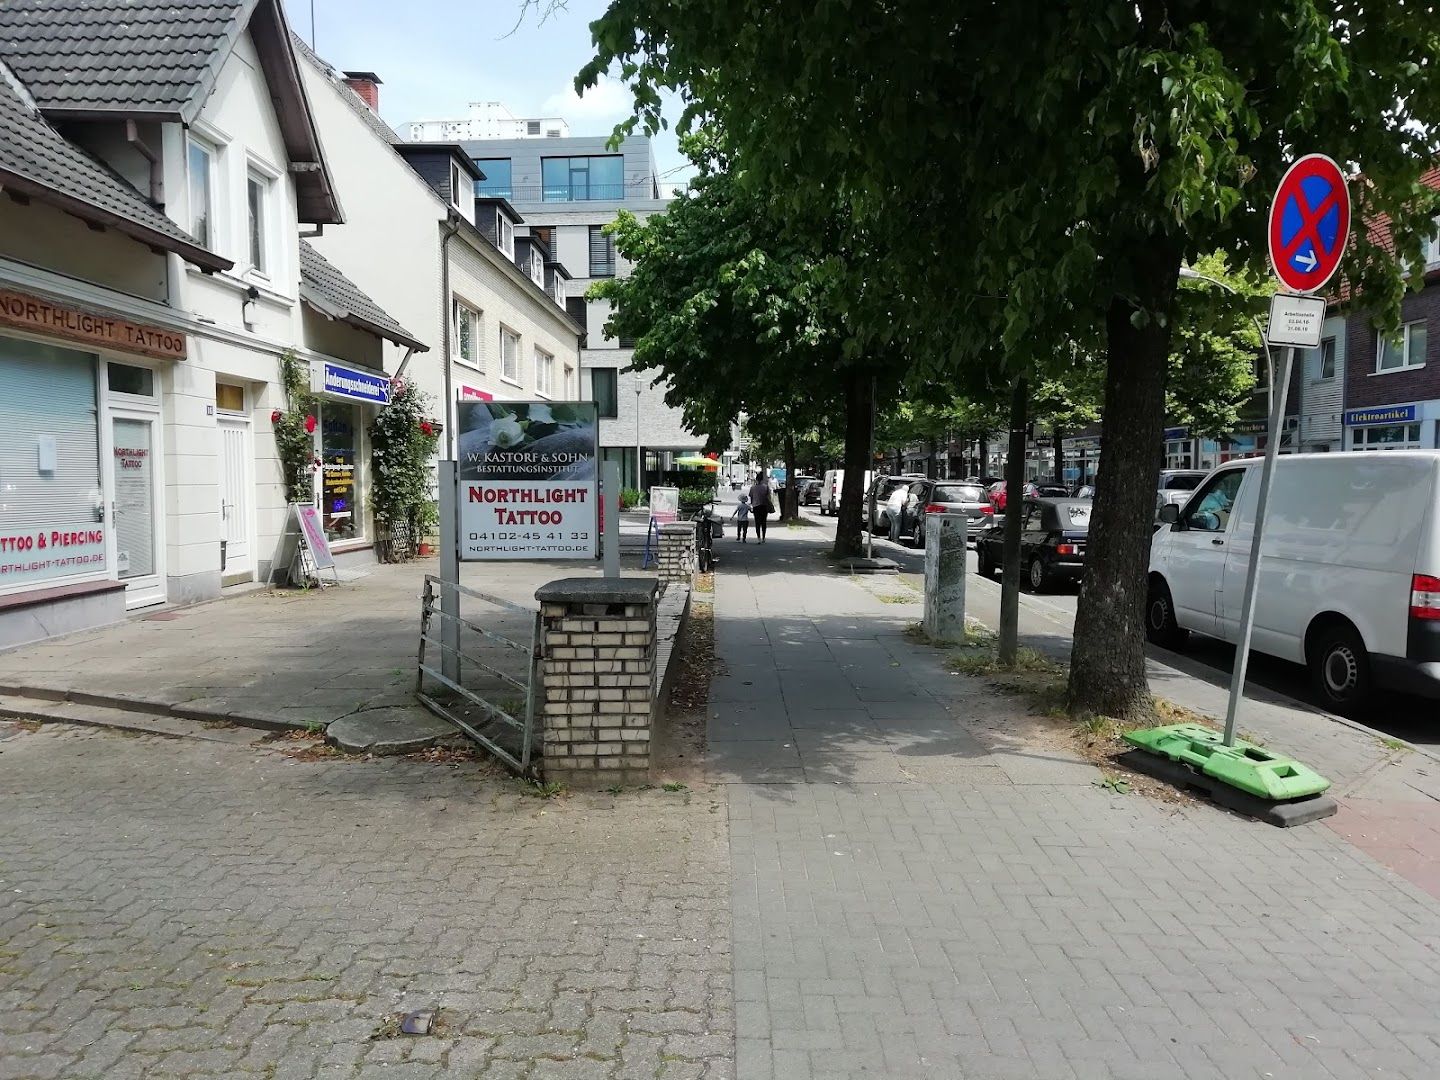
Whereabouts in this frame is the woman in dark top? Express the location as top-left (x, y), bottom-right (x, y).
top-left (747, 473), bottom-right (774, 543)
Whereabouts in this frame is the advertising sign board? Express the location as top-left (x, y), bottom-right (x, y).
top-left (457, 401), bottom-right (598, 560)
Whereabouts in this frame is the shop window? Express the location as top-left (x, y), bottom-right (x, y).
top-left (319, 402), bottom-right (364, 542)
top-left (107, 362), bottom-right (154, 397)
top-left (1354, 423), bottom-right (1423, 451)
top-left (215, 384), bottom-right (245, 413)
top-left (0, 340), bottom-right (105, 592)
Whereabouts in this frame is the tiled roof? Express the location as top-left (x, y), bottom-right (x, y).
top-left (298, 240), bottom-right (427, 352)
top-left (0, 0), bottom-right (250, 120)
top-left (0, 67), bottom-right (229, 270)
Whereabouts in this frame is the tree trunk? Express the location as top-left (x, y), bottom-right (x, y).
top-left (833, 371), bottom-right (873, 558)
top-left (1053, 422), bottom-right (1065, 486)
top-left (978, 436), bottom-right (989, 479)
top-left (998, 377), bottom-right (1027, 667)
top-left (926, 436), bottom-right (938, 479)
top-left (1068, 239), bottom-right (1181, 722)
top-left (780, 432), bottom-right (798, 522)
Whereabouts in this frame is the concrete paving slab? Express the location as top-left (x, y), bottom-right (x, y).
top-left (326, 707), bottom-right (457, 755)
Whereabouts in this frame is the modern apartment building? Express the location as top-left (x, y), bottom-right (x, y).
top-left (417, 129), bottom-right (711, 488)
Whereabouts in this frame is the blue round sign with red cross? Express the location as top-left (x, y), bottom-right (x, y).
top-left (1268, 154), bottom-right (1350, 294)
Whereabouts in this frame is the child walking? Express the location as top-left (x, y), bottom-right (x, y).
top-left (731, 493), bottom-right (752, 542)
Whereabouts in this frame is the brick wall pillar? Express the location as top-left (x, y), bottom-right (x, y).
top-left (657, 522), bottom-right (697, 584)
top-left (534, 577), bottom-right (658, 787)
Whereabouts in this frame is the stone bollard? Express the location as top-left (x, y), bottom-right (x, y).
top-left (657, 521), bottom-right (698, 584)
top-left (923, 512), bottom-right (967, 643)
top-left (535, 577), bottom-right (657, 787)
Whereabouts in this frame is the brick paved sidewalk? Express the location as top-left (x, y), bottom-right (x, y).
top-left (711, 525), bottom-right (1440, 1080)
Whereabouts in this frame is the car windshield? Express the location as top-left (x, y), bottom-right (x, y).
top-left (934, 485), bottom-right (985, 503)
top-left (1163, 474), bottom-right (1204, 490)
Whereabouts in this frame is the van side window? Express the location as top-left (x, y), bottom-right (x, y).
top-left (1185, 470), bottom-right (1244, 532)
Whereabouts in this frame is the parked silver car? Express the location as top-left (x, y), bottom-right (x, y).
top-left (1154, 469), bottom-right (1208, 517)
top-left (890, 480), bottom-right (994, 547)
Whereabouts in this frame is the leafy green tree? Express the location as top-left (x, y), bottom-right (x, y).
top-left (582, 2), bottom-right (1440, 721)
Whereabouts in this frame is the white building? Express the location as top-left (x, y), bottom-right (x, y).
top-left (433, 130), bottom-right (713, 488)
top-left (293, 51), bottom-right (582, 445)
top-left (404, 101), bottom-right (570, 144)
top-left (0, 0), bottom-right (426, 646)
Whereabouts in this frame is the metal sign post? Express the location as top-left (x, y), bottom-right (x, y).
top-left (1220, 153), bottom-right (1351, 746)
top-left (438, 459), bottom-right (462, 684)
top-left (602, 460), bottom-right (620, 578)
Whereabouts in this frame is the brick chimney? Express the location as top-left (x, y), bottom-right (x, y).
top-left (342, 71), bottom-right (382, 112)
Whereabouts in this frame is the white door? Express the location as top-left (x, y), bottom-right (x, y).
top-left (108, 411), bottom-right (165, 609)
top-left (217, 417), bottom-right (254, 581)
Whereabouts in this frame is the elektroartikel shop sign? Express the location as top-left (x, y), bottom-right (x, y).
top-left (456, 401), bottom-right (598, 560)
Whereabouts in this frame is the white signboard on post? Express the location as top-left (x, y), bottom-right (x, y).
top-left (1265, 293), bottom-right (1327, 348)
top-left (456, 401), bottom-right (598, 560)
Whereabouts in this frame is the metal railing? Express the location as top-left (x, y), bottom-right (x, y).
top-left (415, 575), bottom-right (541, 775)
top-left (484, 181), bottom-right (661, 204)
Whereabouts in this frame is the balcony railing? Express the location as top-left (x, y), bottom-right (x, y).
top-left (483, 181), bottom-right (661, 204)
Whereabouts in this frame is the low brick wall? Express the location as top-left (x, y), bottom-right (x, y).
top-left (535, 578), bottom-right (657, 786)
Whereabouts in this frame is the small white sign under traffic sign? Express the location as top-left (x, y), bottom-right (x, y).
top-left (1265, 292), bottom-right (1327, 348)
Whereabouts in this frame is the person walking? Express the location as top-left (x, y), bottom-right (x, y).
top-left (731, 493), bottom-right (752, 542)
top-left (748, 472), bottom-right (774, 543)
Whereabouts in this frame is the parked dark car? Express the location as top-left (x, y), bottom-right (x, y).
top-left (799, 477), bottom-right (822, 505)
top-left (865, 474), bottom-right (927, 532)
top-left (975, 498), bottom-right (1092, 592)
top-left (889, 480), bottom-right (993, 547)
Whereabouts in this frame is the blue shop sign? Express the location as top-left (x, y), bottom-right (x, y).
top-left (1344, 404), bottom-right (1416, 427)
top-left (313, 361), bottom-right (389, 404)
top-left (1163, 427), bottom-right (1189, 441)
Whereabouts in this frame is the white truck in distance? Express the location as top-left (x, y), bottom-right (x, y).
top-left (1147, 451), bottom-right (1440, 715)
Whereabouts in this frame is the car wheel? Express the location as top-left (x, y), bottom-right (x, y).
top-left (1145, 578), bottom-right (1188, 649)
top-left (912, 518), bottom-right (926, 549)
top-left (1308, 621), bottom-right (1373, 716)
top-left (1028, 557), bottom-right (1049, 593)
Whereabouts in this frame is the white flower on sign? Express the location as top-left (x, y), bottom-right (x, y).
top-left (528, 404), bottom-right (554, 424)
top-left (491, 416), bottom-right (525, 448)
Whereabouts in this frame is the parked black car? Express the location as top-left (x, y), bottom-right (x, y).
top-left (889, 480), bottom-right (993, 547)
top-left (799, 477), bottom-right (822, 505)
top-left (975, 498), bottom-right (1091, 592)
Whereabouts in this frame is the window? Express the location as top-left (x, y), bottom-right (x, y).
top-left (497, 214), bottom-right (514, 257)
top-left (534, 348), bottom-right (554, 396)
top-left (1309, 336), bottom-right (1337, 380)
top-left (1183, 469), bottom-right (1244, 532)
top-left (187, 138), bottom-right (214, 247)
top-left (473, 158), bottom-right (512, 198)
top-left (107, 362), bottom-right (155, 397)
top-left (589, 225), bottom-right (615, 277)
top-left (1354, 422), bottom-right (1423, 451)
top-left (617, 334), bottom-right (636, 350)
top-left (215, 383), bottom-right (245, 413)
top-left (246, 170), bottom-right (270, 274)
top-left (1425, 215), bottom-right (1440, 267)
top-left (592, 368), bottom-right (618, 418)
top-left (449, 161), bottom-right (465, 209)
top-left (543, 155), bottom-right (625, 201)
top-left (563, 364), bottom-right (574, 397)
top-left (529, 249), bottom-right (545, 289)
top-left (453, 300), bottom-right (482, 367)
top-left (1378, 321), bottom-right (1427, 372)
top-left (566, 296), bottom-right (588, 346)
top-left (500, 327), bottom-right (521, 383)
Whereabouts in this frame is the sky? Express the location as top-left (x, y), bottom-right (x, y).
top-left (281, 0), bottom-right (693, 189)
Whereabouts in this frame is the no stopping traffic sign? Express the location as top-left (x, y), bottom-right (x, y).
top-left (1268, 154), bottom-right (1350, 294)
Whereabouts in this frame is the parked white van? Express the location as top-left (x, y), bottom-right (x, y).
top-left (1147, 451), bottom-right (1440, 714)
top-left (820, 469), bottom-right (873, 516)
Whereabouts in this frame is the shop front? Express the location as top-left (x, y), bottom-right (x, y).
top-left (0, 289), bottom-right (187, 645)
top-left (308, 359), bottom-right (389, 549)
top-left (1345, 404), bottom-right (1432, 451)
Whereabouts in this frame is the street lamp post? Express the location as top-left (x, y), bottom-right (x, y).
top-left (634, 384), bottom-right (643, 491)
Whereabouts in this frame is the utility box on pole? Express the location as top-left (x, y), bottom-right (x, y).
top-left (923, 512), bottom-right (967, 644)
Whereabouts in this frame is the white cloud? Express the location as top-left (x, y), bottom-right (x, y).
top-left (540, 75), bottom-right (632, 126)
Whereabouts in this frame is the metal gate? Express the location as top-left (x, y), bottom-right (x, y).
top-left (415, 575), bottom-right (541, 775)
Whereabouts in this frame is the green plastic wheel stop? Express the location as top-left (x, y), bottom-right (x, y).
top-left (1122, 722), bottom-right (1330, 801)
